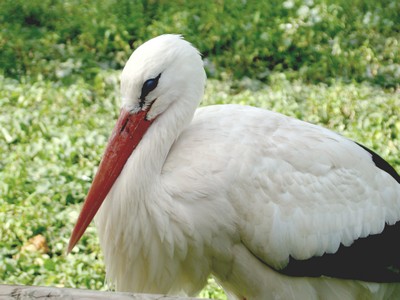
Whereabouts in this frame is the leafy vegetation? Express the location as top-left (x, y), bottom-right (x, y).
top-left (0, 0), bottom-right (399, 299)
top-left (1, 73), bottom-right (399, 298)
top-left (1, 0), bottom-right (399, 86)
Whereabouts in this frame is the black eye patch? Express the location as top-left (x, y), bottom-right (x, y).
top-left (140, 73), bottom-right (162, 101)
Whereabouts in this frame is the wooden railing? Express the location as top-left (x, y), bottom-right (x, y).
top-left (0, 284), bottom-right (209, 299)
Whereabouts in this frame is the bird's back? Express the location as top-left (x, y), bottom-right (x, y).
top-left (162, 104), bottom-right (400, 288)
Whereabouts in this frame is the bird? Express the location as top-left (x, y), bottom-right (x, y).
top-left (68, 34), bottom-right (400, 299)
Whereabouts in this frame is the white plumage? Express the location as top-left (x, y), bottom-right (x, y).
top-left (69, 34), bottom-right (400, 299)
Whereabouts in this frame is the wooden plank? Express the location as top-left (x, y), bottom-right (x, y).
top-left (0, 285), bottom-right (209, 300)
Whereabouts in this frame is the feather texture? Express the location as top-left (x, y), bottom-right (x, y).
top-left (90, 35), bottom-right (400, 299)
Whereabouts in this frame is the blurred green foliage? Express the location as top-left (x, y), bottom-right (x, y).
top-left (0, 0), bottom-right (399, 87)
top-left (0, 0), bottom-right (399, 299)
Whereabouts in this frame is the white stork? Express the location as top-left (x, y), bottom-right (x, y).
top-left (68, 34), bottom-right (400, 299)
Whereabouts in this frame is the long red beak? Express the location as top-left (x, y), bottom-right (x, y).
top-left (67, 108), bottom-right (153, 253)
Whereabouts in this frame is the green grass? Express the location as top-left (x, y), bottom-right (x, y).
top-left (0, 0), bottom-right (399, 298)
top-left (0, 72), bottom-right (399, 297)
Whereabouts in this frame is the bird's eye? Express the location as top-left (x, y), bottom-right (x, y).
top-left (140, 73), bottom-right (161, 101)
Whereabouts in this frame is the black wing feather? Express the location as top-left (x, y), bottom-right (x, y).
top-left (279, 142), bottom-right (400, 282)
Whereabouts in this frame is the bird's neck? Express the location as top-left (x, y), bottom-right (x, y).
top-left (96, 93), bottom-right (209, 293)
top-left (122, 98), bottom-right (198, 198)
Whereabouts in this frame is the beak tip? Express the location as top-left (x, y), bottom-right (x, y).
top-left (66, 240), bottom-right (75, 255)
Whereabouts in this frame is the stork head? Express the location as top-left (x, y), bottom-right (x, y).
top-left (68, 34), bottom-right (206, 253)
top-left (121, 34), bottom-right (206, 120)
